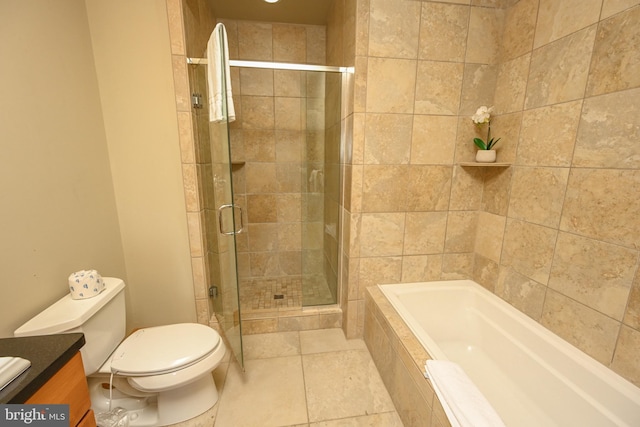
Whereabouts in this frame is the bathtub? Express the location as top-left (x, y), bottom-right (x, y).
top-left (376, 280), bottom-right (640, 427)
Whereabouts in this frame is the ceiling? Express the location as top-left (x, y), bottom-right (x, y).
top-left (209, 0), bottom-right (334, 26)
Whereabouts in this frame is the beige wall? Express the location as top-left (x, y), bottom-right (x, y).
top-left (345, 0), bottom-right (640, 387)
top-left (0, 0), bottom-right (127, 337)
top-left (0, 0), bottom-right (198, 336)
top-left (85, 0), bottom-right (196, 329)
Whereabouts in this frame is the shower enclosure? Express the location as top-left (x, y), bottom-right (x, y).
top-left (230, 62), bottom-right (343, 313)
top-left (188, 57), bottom-right (344, 366)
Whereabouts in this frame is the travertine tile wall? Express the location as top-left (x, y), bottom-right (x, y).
top-left (364, 287), bottom-right (450, 427)
top-left (342, 0), bottom-right (499, 338)
top-left (168, 4), bottom-right (345, 335)
top-left (220, 20), bottom-right (327, 283)
top-left (166, 0), bottom-right (218, 326)
top-left (167, 0), bottom-right (639, 386)
top-left (473, 0), bottom-right (640, 387)
top-left (325, 0), bottom-right (357, 333)
top-left (344, 0), bottom-right (640, 387)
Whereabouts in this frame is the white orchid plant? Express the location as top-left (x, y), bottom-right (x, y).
top-left (472, 106), bottom-right (501, 150)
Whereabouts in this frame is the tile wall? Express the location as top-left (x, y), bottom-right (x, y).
top-left (473, 0), bottom-right (640, 387)
top-left (166, 0), bottom-right (218, 326)
top-left (167, 3), bottom-right (344, 334)
top-left (343, 0), bottom-right (640, 387)
top-left (220, 19), bottom-right (327, 284)
top-left (341, 0), bottom-right (501, 338)
top-left (364, 286), bottom-right (450, 427)
top-left (166, 0), bottom-right (640, 386)
top-left (220, 20), bottom-right (344, 332)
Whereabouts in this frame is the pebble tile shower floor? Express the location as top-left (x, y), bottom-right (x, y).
top-left (240, 277), bottom-right (335, 312)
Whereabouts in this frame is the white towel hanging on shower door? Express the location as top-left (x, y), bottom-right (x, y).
top-left (207, 23), bottom-right (235, 123)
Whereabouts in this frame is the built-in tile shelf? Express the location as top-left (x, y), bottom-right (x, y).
top-left (231, 161), bottom-right (245, 167)
top-left (458, 162), bottom-right (511, 167)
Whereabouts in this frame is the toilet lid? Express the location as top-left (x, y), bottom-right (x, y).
top-left (109, 323), bottom-right (221, 376)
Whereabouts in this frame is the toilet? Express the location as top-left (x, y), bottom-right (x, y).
top-left (14, 277), bottom-right (226, 427)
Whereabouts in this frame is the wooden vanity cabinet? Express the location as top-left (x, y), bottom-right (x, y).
top-left (26, 352), bottom-right (96, 427)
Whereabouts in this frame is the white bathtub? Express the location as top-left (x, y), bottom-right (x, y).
top-left (379, 280), bottom-right (640, 427)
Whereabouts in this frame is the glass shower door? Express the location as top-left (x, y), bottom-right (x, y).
top-left (301, 70), bottom-right (341, 307)
top-left (191, 57), bottom-right (244, 370)
top-left (210, 116), bottom-right (244, 370)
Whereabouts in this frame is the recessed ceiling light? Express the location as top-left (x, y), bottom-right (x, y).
top-left (264, 0), bottom-right (280, 3)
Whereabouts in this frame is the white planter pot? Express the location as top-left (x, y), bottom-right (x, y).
top-left (475, 149), bottom-right (496, 163)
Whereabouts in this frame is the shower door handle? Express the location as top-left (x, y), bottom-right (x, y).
top-left (218, 204), bottom-right (244, 235)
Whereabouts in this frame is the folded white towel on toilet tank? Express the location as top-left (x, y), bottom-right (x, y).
top-left (425, 360), bottom-right (506, 427)
top-left (68, 270), bottom-right (105, 300)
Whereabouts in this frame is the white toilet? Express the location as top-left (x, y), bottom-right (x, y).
top-left (14, 277), bottom-right (226, 426)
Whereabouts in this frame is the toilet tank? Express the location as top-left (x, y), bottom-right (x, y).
top-left (14, 277), bottom-right (127, 375)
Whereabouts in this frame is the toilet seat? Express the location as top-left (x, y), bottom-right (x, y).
top-left (102, 323), bottom-right (221, 376)
top-left (128, 345), bottom-right (225, 392)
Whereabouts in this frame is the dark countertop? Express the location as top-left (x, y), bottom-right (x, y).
top-left (0, 333), bottom-right (85, 403)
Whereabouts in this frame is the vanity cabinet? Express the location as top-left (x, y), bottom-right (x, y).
top-left (0, 333), bottom-right (95, 427)
top-left (26, 352), bottom-right (96, 427)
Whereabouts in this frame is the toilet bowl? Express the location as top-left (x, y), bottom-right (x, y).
top-left (91, 323), bottom-right (226, 426)
top-left (14, 277), bottom-right (226, 427)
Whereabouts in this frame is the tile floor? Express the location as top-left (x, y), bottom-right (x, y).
top-left (240, 276), bottom-right (336, 313)
top-left (179, 328), bottom-right (404, 427)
